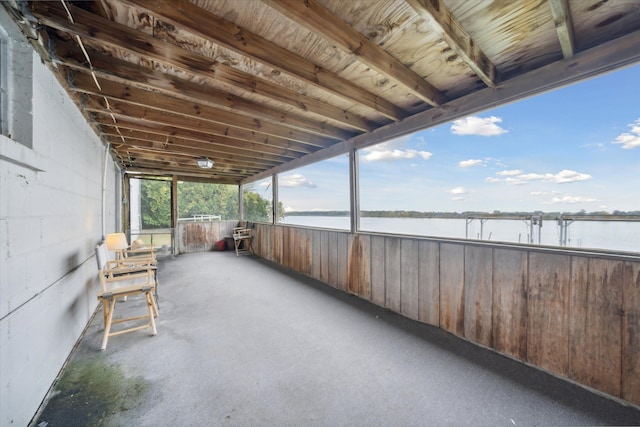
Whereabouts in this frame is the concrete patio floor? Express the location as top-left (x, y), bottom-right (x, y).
top-left (33, 251), bottom-right (640, 426)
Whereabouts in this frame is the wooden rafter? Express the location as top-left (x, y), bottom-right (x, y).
top-left (51, 40), bottom-right (376, 133)
top-left (547, 0), bottom-right (575, 59)
top-left (67, 68), bottom-right (352, 143)
top-left (121, 0), bottom-right (408, 121)
top-left (261, 0), bottom-right (446, 107)
top-left (100, 127), bottom-right (288, 167)
top-left (406, 0), bottom-right (497, 88)
top-left (93, 115), bottom-right (303, 160)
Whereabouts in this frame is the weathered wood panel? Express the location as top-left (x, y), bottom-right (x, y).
top-left (418, 241), bottom-right (439, 326)
top-left (301, 228), bottom-right (312, 276)
top-left (348, 234), bottom-right (371, 299)
top-left (400, 239), bottom-right (420, 321)
top-left (312, 229), bottom-right (321, 281)
top-left (178, 220), bottom-right (239, 253)
top-left (385, 237), bottom-right (402, 313)
top-left (622, 261), bottom-right (640, 406)
top-left (527, 252), bottom-right (570, 376)
top-left (336, 233), bottom-right (349, 291)
top-left (370, 235), bottom-right (386, 307)
top-left (273, 225), bottom-right (283, 265)
top-left (492, 248), bottom-right (527, 361)
top-left (320, 231), bottom-right (329, 284)
top-left (327, 231), bottom-right (339, 288)
top-left (439, 243), bottom-right (465, 336)
top-left (569, 257), bottom-right (623, 397)
top-left (464, 246), bottom-right (493, 347)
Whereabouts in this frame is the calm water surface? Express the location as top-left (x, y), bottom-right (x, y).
top-left (280, 216), bottom-right (640, 254)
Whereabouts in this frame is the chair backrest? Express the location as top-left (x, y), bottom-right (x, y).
top-left (96, 243), bottom-right (109, 271)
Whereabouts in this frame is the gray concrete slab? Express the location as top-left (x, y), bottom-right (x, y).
top-left (34, 252), bottom-right (640, 427)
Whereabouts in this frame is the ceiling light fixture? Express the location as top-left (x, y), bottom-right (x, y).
top-left (196, 157), bottom-right (214, 169)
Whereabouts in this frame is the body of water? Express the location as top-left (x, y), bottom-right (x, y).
top-left (280, 216), bottom-right (640, 254)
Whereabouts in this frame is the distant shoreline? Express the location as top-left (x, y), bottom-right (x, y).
top-left (284, 210), bottom-right (640, 221)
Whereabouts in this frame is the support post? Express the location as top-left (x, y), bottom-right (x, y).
top-left (349, 149), bottom-right (360, 233)
top-left (238, 184), bottom-right (244, 221)
top-left (272, 174), bottom-right (278, 224)
top-left (171, 175), bottom-right (178, 254)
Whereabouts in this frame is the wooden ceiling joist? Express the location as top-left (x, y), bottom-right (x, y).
top-left (406, 0), bottom-right (497, 88)
top-left (67, 68), bottom-right (353, 144)
top-left (262, 0), bottom-right (446, 107)
top-left (94, 115), bottom-right (305, 161)
top-left (547, 0), bottom-right (576, 59)
top-left (121, 0), bottom-right (408, 121)
top-left (52, 40), bottom-right (375, 134)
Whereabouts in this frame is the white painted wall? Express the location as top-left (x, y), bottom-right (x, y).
top-left (0, 10), bottom-right (119, 426)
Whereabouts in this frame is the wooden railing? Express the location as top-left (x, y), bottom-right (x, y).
top-left (252, 223), bottom-right (640, 407)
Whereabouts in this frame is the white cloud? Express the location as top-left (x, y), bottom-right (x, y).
top-left (361, 148), bottom-right (432, 162)
top-left (613, 118), bottom-right (640, 149)
top-left (279, 173), bottom-right (317, 188)
top-left (487, 169), bottom-right (592, 185)
top-left (449, 186), bottom-right (467, 195)
top-left (531, 190), bottom-right (561, 196)
top-left (451, 196), bottom-right (465, 201)
top-left (549, 169), bottom-right (592, 183)
top-left (458, 159), bottom-right (483, 168)
top-left (549, 195), bottom-right (600, 204)
top-left (451, 116), bottom-right (508, 136)
top-left (497, 169), bottom-right (523, 176)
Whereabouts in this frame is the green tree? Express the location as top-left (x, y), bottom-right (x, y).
top-left (140, 179), bottom-right (171, 228)
top-left (178, 182), bottom-right (238, 220)
top-left (243, 191), bottom-right (271, 222)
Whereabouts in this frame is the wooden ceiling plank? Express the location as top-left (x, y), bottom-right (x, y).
top-left (84, 98), bottom-right (322, 155)
top-left (262, 0), bottom-right (446, 107)
top-left (107, 140), bottom-right (272, 171)
top-left (115, 150), bottom-right (265, 176)
top-left (120, 0), bottom-right (407, 121)
top-left (69, 70), bottom-right (343, 148)
top-left (406, 0), bottom-right (497, 88)
top-left (93, 114), bottom-right (303, 160)
top-left (52, 39), bottom-right (376, 133)
top-left (32, 1), bottom-right (406, 121)
top-left (547, 0), bottom-right (576, 59)
top-left (102, 132), bottom-right (284, 168)
top-left (62, 58), bottom-right (356, 141)
top-left (126, 167), bottom-right (242, 184)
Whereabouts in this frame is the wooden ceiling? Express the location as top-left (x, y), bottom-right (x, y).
top-left (6, 0), bottom-right (640, 184)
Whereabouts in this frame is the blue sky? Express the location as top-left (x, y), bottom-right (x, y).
top-left (268, 63), bottom-right (640, 213)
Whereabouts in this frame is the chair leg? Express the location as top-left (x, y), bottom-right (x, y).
top-left (148, 291), bottom-right (159, 318)
top-left (101, 298), bottom-right (117, 351)
top-left (146, 291), bottom-right (157, 336)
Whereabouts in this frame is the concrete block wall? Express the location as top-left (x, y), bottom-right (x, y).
top-left (0, 11), bottom-right (119, 425)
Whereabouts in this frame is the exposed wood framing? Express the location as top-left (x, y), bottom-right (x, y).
top-left (548, 0), bottom-right (576, 59)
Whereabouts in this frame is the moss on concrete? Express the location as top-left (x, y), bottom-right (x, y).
top-left (35, 355), bottom-right (149, 427)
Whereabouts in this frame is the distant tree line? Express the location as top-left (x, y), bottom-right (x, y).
top-left (140, 179), bottom-right (284, 229)
top-left (285, 209), bottom-right (640, 218)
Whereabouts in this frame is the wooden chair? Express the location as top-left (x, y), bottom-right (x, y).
top-left (95, 243), bottom-right (158, 350)
top-left (232, 225), bottom-right (252, 256)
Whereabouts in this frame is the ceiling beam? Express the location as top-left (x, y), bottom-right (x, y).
top-left (101, 129), bottom-right (284, 167)
top-left (84, 96), bottom-right (326, 154)
top-left (406, 0), bottom-right (497, 88)
top-left (548, 0), bottom-right (576, 59)
top-left (106, 137), bottom-right (275, 171)
top-left (93, 114), bottom-right (306, 160)
top-left (121, 0), bottom-right (408, 121)
top-left (53, 40), bottom-right (371, 135)
top-left (262, 0), bottom-right (446, 107)
top-left (67, 68), bottom-right (352, 144)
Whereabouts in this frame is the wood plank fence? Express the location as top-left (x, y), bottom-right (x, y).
top-left (177, 220), bottom-right (237, 253)
top-left (253, 223), bottom-right (640, 407)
